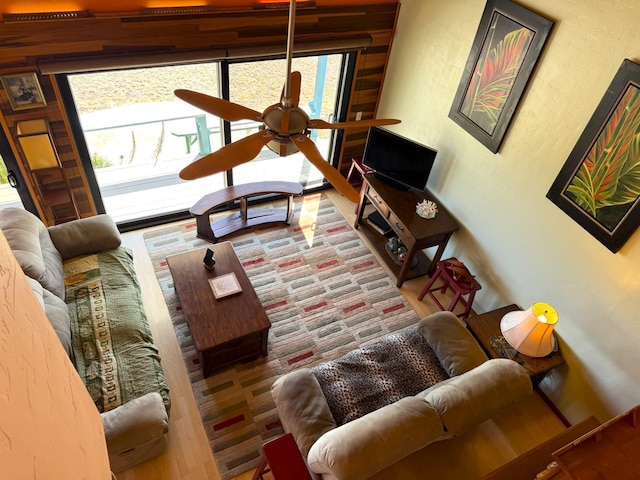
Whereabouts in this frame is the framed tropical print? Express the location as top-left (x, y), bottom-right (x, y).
top-left (547, 59), bottom-right (640, 253)
top-left (449, 0), bottom-right (553, 153)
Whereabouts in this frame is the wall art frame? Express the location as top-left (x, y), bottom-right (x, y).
top-left (449, 0), bottom-right (553, 153)
top-left (0, 72), bottom-right (47, 111)
top-left (547, 59), bottom-right (640, 253)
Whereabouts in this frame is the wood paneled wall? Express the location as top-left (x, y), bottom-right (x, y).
top-left (0, 3), bottom-right (399, 224)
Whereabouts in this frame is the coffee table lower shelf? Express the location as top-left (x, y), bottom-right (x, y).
top-left (200, 330), bottom-right (268, 377)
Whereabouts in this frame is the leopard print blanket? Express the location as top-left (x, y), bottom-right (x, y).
top-left (311, 326), bottom-right (449, 426)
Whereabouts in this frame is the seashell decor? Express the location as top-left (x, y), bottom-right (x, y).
top-left (416, 199), bottom-right (438, 219)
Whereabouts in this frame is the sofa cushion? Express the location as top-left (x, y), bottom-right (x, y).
top-left (48, 214), bottom-right (121, 260)
top-left (422, 358), bottom-right (532, 435)
top-left (418, 311), bottom-right (487, 377)
top-left (307, 396), bottom-right (444, 480)
top-left (26, 277), bottom-right (73, 358)
top-left (271, 368), bottom-right (337, 457)
top-left (65, 247), bottom-right (170, 414)
top-left (0, 207), bottom-right (65, 299)
top-left (101, 392), bottom-right (169, 473)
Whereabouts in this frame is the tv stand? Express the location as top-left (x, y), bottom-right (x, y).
top-left (355, 174), bottom-right (459, 287)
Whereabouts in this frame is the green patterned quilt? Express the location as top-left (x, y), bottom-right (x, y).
top-left (65, 247), bottom-right (170, 414)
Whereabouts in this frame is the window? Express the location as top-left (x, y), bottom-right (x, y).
top-left (64, 53), bottom-right (347, 226)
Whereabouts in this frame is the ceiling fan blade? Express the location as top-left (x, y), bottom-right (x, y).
top-left (175, 89), bottom-right (263, 122)
top-left (308, 118), bottom-right (401, 130)
top-left (290, 71), bottom-right (301, 107)
top-left (291, 135), bottom-right (360, 203)
top-left (180, 131), bottom-right (275, 180)
top-left (280, 71), bottom-right (302, 107)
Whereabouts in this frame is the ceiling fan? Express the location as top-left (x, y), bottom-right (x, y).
top-left (174, 0), bottom-right (400, 203)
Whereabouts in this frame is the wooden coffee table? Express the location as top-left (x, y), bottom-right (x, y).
top-left (166, 242), bottom-right (271, 377)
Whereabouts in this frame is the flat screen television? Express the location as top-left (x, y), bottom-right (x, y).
top-left (362, 127), bottom-right (437, 191)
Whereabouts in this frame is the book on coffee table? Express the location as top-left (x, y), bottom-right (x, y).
top-left (209, 272), bottom-right (242, 299)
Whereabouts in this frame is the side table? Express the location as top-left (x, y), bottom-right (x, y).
top-left (466, 304), bottom-right (565, 386)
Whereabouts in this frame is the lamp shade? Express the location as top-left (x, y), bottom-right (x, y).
top-left (500, 303), bottom-right (558, 357)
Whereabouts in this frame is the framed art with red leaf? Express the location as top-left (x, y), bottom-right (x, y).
top-left (449, 0), bottom-right (553, 153)
top-left (547, 59), bottom-right (640, 253)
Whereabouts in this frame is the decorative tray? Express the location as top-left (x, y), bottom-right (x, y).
top-left (209, 272), bottom-right (242, 299)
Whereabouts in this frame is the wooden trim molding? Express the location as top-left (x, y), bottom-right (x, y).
top-left (39, 36), bottom-right (371, 74)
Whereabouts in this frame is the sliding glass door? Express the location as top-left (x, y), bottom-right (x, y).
top-left (64, 53), bottom-right (346, 226)
top-left (67, 63), bottom-right (225, 224)
top-left (0, 128), bottom-right (36, 213)
top-left (0, 152), bottom-right (24, 210)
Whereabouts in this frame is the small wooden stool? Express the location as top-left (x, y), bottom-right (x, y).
top-left (253, 433), bottom-right (313, 480)
top-left (418, 258), bottom-right (481, 319)
top-left (346, 156), bottom-right (374, 185)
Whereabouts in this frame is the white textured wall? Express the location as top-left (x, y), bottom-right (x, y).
top-left (380, 0), bottom-right (640, 423)
top-left (0, 231), bottom-right (111, 478)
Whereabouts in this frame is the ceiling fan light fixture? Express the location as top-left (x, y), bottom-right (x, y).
top-left (262, 105), bottom-right (309, 135)
top-left (267, 138), bottom-right (299, 156)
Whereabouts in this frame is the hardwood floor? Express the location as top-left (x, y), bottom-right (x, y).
top-left (115, 189), bottom-right (567, 480)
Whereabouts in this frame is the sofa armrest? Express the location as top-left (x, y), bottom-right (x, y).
top-left (307, 396), bottom-right (444, 480)
top-left (48, 214), bottom-right (121, 260)
top-left (271, 368), bottom-right (337, 457)
top-left (101, 392), bottom-right (169, 472)
top-left (422, 358), bottom-right (532, 435)
top-left (418, 311), bottom-right (488, 376)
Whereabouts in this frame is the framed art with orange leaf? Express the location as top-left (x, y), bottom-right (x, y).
top-left (547, 59), bottom-right (640, 253)
top-left (449, 0), bottom-right (553, 153)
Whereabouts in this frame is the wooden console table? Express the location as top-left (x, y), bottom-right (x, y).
top-left (354, 174), bottom-right (459, 287)
top-left (190, 181), bottom-right (303, 243)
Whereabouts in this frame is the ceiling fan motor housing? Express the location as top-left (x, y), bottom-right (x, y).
top-left (262, 104), bottom-right (310, 155)
top-left (262, 104), bottom-right (309, 134)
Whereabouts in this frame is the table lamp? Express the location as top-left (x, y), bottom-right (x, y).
top-left (500, 302), bottom-right (558, 357)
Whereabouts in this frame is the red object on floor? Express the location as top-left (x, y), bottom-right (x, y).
top-left (252, 433), bottom-right (313, 480)
top-left (418, 257), bottom-right (482, 319)
top-left (346, 156), bottom-right (374, 184)
top-left (348, 156), bottom-right (373, 214)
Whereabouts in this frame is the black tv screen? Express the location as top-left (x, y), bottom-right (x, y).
top-left (362, 127), bottom-right (437, 191)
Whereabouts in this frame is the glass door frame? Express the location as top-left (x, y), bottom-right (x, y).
top-left (57, 50), bottom-right (357, 231)
top-left (0, 126), bottom-right (38, 215)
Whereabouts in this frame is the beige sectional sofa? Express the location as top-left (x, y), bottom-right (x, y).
top-left (272, 311), bottom-right (533, 480)
top-left (0, 208), bottom-right (170, 473)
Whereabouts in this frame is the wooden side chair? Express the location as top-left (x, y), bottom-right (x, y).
top-left (346, 155), bottom-right (374, 185)
top-left (418, 257), bottom-right (482, 320)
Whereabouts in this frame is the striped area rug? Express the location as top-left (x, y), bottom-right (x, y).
top-left (143, 193), bottom-right (421, 479)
